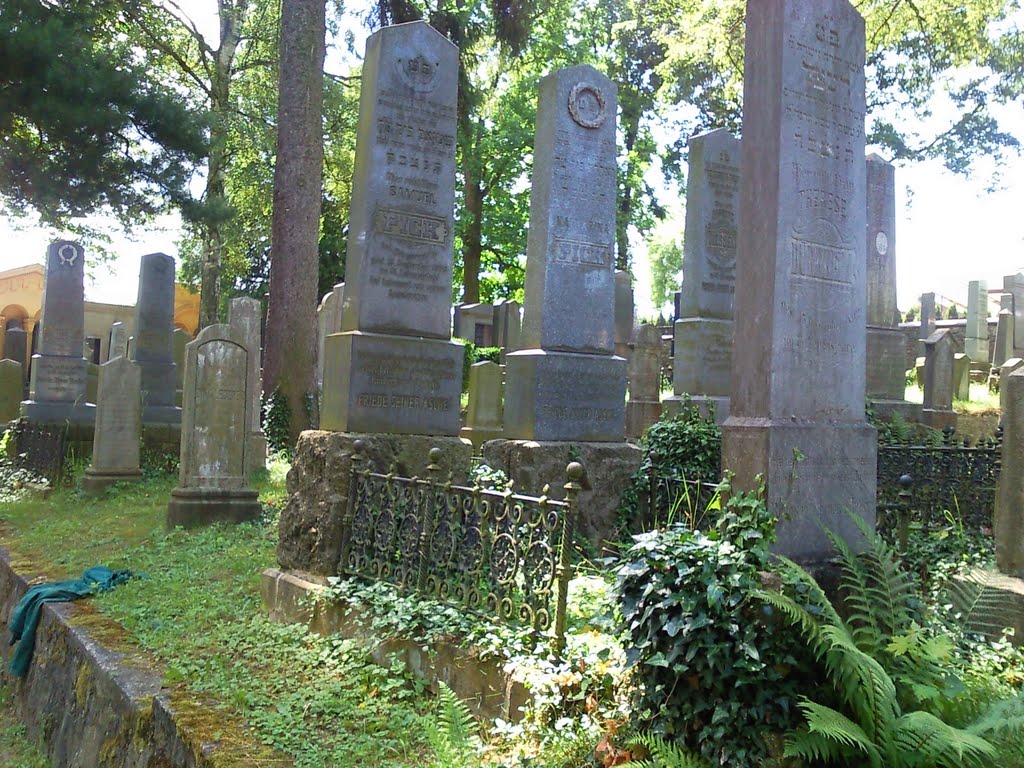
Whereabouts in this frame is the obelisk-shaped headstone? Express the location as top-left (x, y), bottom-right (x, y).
top-left (21, 241), bottom-right (93, 423)
top-left (919, 292), bottom-right (936, 345)
top-left (721, 0), bottom-right (876, 561)
top-left (503, 64), bottom-right (626, 441)
top-left (666, 128), bottom-right (739, 423)
top-left (965, 280), bottom-right (990, 364)
top-left (321, 21), bottom-right (464, 436)
top-left (83, 357), bottom-right (142, 493)
top-left (995, 300), bottom-right (1014, 368)
top-left (228, 297), bottom-right (267, 476)
top-left (109, 321), bottom-right (128, 361)
top-left (864, 154), bottom-right (912, 418)
top-left (132, 253), bottom-right (180, 424)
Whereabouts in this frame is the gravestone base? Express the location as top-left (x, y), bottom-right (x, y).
top-left (19, 401), bottom-right (96, 425)
top-left (278, 430), bottom-right (473, 576)
top-left (502, 350), bottom-right (626, 442)
top-left (166, 487), bottom-right (262, 529)
top-left (459, 425), bottom-right (503, 448)
top-left (81, 468), bottom-right (143, 494)
top-left (321, 332), bottom-right (464, 436)
top-left (141, 405), bottom-right (182, 425)
top-left (625, 400), bottom-right (662, 439)
top-left (662, 394), bottom-right (730, 424)
top-left (868, 399), bottom-right (922, 423)
top-left (921, 408), bottom-right (958, 431)
top-left (722, 418), bottom-right (877, 563)
top-left (480, 439), bottom-right (643, 548)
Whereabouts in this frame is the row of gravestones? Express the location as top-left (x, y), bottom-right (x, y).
top-left (281, 2), bottom-right (872, 564)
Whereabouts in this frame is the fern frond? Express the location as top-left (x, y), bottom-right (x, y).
top-left (892, 710), bottom-right (997, 767)
top-left (943, 570), bottom-right (1016, 640)
top-left (968, 694), bottom-right (1024, 739)
top-left (783, 728), bottom-right (863, 765)
top-left (826, 526), bottom-right (885, 654)
top-left (624, 733), bottom-right (711, 768)
top-left (755, 587), bottom-right (833, 660)
top-left (426, 683), bottom-right (479, 768)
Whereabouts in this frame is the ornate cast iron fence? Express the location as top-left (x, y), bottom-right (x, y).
top-left (8, 420), bottom-right (67, 485)
top-left (876, 426), bottom-right (1002, 531)
top-left (339, 441), bottom-right (583, 652)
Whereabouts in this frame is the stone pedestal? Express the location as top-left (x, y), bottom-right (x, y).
top-left (481, 438), bottom-right (642, 547)
top-left (277, 430), bottom-right (473, 575)
top-left (321, 331), bottom-right (464, 435)
top-left (83, 468), bottom-right (143, 494)
top-left (503, 350), bottom-right (626, 442)
top-left (167, 487), bottom-right (261, 528)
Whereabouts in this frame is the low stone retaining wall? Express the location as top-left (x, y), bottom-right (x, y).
top-left (262, 567), bottom-right (530, 722)
top-left (0, 548), bottom-right (291, 767)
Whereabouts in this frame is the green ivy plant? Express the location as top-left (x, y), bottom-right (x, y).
top-left (263, 387), bottom-right (291, 457)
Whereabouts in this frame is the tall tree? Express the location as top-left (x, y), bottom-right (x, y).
top-left (0, 0), bottom-right (206, 227)
top-left (262, 0), bottom-right (327, 443)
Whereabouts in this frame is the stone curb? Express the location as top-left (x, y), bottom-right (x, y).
top-left (0, 547), bottom-right (292, 767)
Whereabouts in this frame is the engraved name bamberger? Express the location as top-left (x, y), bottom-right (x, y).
top-left (552, 237), bottom-right (612, 268)
top-left (373, 207), bottom-right (449, 245)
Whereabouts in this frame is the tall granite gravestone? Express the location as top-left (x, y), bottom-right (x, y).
top-left (665, 128), bottom-right (739, 423)
top-left (228, 297), bottom-right (267, 476)
top-left (919, 292), bottom-right (936, 349)
top-left (922, 329), bottom-right (956, 429)
top-left (625, 324), bottom-right (663, 438)
top-left (721, 0), bottom-right (876, 561)
top-left (1004, 273), bottom-right (1024, 358)
top-left (172, 328), bottom-right (190, 406)
top-left (997, 366), bottom-right (1024, 575)
top-left (965, 280), bottom-right (989, 365)
top-left (0, 360), bottom-right (22, 422)
top-left (865, 154), bottom-right (914, 419)
top-left (5, 328), bottom-right (27, 383)
top-left (502, 65), bottom-right (626, 441)
top-left (109, 322), bottom-right (128, 361)
top-left (21, 241), bottom-right (94, 423)
top-left (132, 253), bottom-right (180, 423)
top-left (83, 357), bottom-right (142, 493)
top-left (953, 353), bottom-right (971, 401)
top-left (167, 324), bottom-right (261, 527)
top-left (614, 270), bottom-right (634, 359)
top-left (316, 282), bottom-right (344, 392)
top-left (459, 361), bottom-right (504, 447)
top-left (321, 21), bottom-right (464, 436)
top-left (995, 304), bottom-right (1015, 368)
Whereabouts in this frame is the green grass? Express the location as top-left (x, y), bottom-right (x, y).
top-left (0, 685), bottom-right (48, 768)
top-left (0, 464), bottom-right (435, 768)
top-left (905, 381), bottom-right (1000, 413)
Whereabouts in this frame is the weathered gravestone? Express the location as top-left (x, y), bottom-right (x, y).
top-left (228, 297), bottom-right (267, 476)
top-left (0, 360), bottom-right (23, 422)
top-left (625, 324), bottom-right (663, 438)
top-left (86, 362), bottom-right (99, 404)
top-left (5, 328), bottom-right (27, 383)
top-left (919, 292), bottom-right (936, 350)
top-left (321, 21), bottom-right (464, 436)
top-left (167, 324), bottom-right (262, 527)
top-left (316, 283), bottom-right (344, 393)
top-left (995, 295), bottom-right (1015, 368)
top-left (997, 366), bottom-right (1024, 575)
top-left (83, 357), bottom-right (142, 493)
top-left (21, 241), bottom-right (94, 423)
top-left (503, 64), bottom-right (626, 441)
top-left (865, 153), bottom-right (915, 419)
top-left (953, 353), bottom-right (971, 401)
top-left (1004, 273), bottom-right (1024, 358)
top-left (922, 329), bottom-right (956, 430)
top-left (109, 321), bottom-right (128, 361)
top-left (614, 270), bottom-right (634, 359)
top-left (492, 300), bottom-right (522, 360)
top-left (454, 303), bottom-right (495, 346)
top-left (1000, 358), bottom-right (1024, 411)
top-left (172, 328), bottom-right (190, 406)
top-left (965, 280), bottom-right (990, 365)
top-left (721, 0), bottom-right (876, 561)
top-left (459, 361), bottom-right (503, 447)
top-left (132, 253), bottom-right (180, 424)
top-left (665, 128), bottom-right (739, 423)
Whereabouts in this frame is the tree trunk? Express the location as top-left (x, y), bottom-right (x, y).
top-left (263, 0), bottom-right (326, 446)
top-left (461, 145), bottom-right (482, 304)
top-left (616, 106), bottom-right (641, 272)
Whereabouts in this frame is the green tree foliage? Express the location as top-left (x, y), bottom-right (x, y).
top-left (0, 0), bottom-right (207, 226)
top-left (648, 232), bottom-right (684, 314)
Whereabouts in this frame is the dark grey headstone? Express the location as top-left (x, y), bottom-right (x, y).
top-left (0, 359), bottom-right (22, 422)
top-left (721, 0), bottom-right (875, 562)
top-left (132, 252), bottom-right (180, 424)
top-left (5, 328), bottom-right (27, 379)
top-left (923, 329), bottom-right (954, 410)
top-left (21, 241), bottom-right (93, 423)
top-left (322, 21), bottom-right (464, 436)
top-left (920, 292), bottom-right (936, 341)
top-left (492, 301), bottom-right (522, 356)
top-left (503, 64), bottom-right (625, 441)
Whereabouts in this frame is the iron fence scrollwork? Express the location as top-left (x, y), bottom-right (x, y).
top-left (339, 440), bottom-right (582, 653)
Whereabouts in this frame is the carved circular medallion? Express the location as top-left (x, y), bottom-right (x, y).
top-left (875, 231), bottom-right (889, 256)
top-left (57, 244), bottom-right (79, 267)
top-left (568, 83), bottom-right (606, 129)
top-left (396, 53), bottom-right (440, 92)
